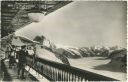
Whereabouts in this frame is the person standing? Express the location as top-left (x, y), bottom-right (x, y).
top-left (17, 45), bottom-right (28, 79)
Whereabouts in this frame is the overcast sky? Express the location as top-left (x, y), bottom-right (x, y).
top-left (15, 1), bottom-right (127, 48)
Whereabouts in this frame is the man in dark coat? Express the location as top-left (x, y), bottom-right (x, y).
top-left (17, 45), bottom-right (28, 79)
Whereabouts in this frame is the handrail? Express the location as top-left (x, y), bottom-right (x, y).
top-left (26, 55), bottom-right (118, 81)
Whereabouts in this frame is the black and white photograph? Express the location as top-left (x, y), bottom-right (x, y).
top-left (0, 0), bottom-right (127, 81)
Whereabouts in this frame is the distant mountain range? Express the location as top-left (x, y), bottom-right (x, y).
top-left (42, 39), bottom-right (126, 59)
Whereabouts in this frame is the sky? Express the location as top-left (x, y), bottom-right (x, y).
top-left (15, 1), bottom-right (127, 48)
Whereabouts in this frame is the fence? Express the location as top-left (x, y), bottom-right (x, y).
top-left (26, 55), bottom-right (118, 81)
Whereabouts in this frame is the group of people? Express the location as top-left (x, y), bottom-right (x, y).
top-left (7, 45), bottom-right (29, 79)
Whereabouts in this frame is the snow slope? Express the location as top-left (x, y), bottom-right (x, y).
top-left (36, 48), bottom-right (62, 63)
top-left (69, 57), bottom-right (126, 81)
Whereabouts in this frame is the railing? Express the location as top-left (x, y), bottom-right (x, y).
top-left (26, 55), bottom-right (118, 81)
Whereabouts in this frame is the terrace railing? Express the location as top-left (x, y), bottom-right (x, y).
top-left (26, 55), bottom-right (118, 81)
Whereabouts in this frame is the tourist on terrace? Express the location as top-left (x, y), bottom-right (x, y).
top-left (17, 45), bottom-right (28, 79)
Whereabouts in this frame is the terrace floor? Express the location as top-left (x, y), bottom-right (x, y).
top-left (1, 59), bottom-right (49, 82)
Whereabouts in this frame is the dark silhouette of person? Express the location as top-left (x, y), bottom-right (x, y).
top-left (17, 45), bottom-right (28, 79)
top-left (9, 52), bottom-right (15, 68)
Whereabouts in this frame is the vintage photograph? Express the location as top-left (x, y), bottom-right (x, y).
top-left (0, 1), bottom-right (127, 81)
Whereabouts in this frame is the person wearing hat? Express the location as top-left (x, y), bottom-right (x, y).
top-left (17, 45), bottom-right (28, 79)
